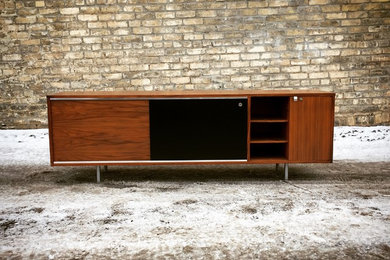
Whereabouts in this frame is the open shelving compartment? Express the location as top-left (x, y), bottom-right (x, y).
top-left (249, 97), bottom-right (289, 161)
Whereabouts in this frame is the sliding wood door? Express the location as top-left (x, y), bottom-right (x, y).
top-left (49, 100), bottom-right (150, 164)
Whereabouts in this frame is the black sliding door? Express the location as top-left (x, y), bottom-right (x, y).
top-left (149, 98), bottom-right (247, 160)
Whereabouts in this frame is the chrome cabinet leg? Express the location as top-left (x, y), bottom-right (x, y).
top-left (97, 166), bottom-right (101, 183)
top-left (284, 163), bottom-right (288, 181)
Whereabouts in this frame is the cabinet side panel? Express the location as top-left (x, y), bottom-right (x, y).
top-left (289, 96), bottom-right (334, 162)
top-left (51, 100), bottom-right (150, 162)
top-left (47, 97), bottom-right (55, 165)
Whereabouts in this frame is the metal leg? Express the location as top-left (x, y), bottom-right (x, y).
top-left (97, 166), bottom-right (101, 183)
top-left (275, 163), bottom-right (279, 171)
top-left (104, 165), bottom-right (108, 172)
top-left (284, 163), bottom-right (288, 181)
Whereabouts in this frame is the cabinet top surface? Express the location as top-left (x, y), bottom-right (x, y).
top-left (48, 90), bottom-right (335, 98)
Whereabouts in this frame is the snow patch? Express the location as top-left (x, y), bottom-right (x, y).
top-left (333, 126), bottom-right (390, 162)
top-left (0, 129), bottom-right (50, 165)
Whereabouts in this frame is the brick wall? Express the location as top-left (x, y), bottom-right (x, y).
top-left (0, 0), bottom-right (389, 128)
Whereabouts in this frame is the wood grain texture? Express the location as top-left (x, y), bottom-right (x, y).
top-left (48, 90), bottom-right (335, 99)
top-left (288, 96), bottom-right (334, 163)
top-left (50, 100), bottom-right (150, 162)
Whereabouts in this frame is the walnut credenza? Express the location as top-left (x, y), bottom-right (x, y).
top-left (47, 90), bottom-right (335, 182)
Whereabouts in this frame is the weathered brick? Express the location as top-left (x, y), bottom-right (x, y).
top-left (321, 5), bottom-right (341, 12)
top-left (83, 37), bottom-right (102, 44)
top-left (231, 61), bottom-right (250, 68)
top-left (241, 53), bottom-right (259, 60)
top-left (269, 0), bottom-right (288, 7)
top-left (103, 73), bottom-right (122, 80)
top-left (107, 21), bottom-right (127, 28)
top-left (155, 12), bottom-right (175, 19)
top-left (15, 16), bottom-right (36, 24)
top-left (163, 19), bottom-right (183, 26)
top-left (290, 73), bottom-right (308, 79)
top-left (64, 52), bottom-right (83, 59)
top-left (150, 63), bottom-right (169, 70)
top-left (197, 10), bottom-right (217, 17)
top-left (143, 35), bottom-right (163, 41)
top-left (261, 67), bottom-right (280, 73)
top-left (51, 82), bottom-right (70, 88)
top-left (3, 54), bottom-right (22, 61)
top-left (78, 14), bottom-right (98, 21)
top-left (309, 72), bottom-right (329, 79)
top-left (35, 1), bottom-right (45, 7)
top-left (309, 0), bottom-right (329, 5)
top-left (286, 29), bottom-right (306, 36)
top-left (342, 4), bottom-right (362, 12)
top-left (330, 71), bottom-right (349, 78)
top-left (183, 18), bottom-right (203, 25)
top-left (258, 8), bottom-right (278, 15)
top-left (70, 29), bottom-right (89, 36)
top-left (308, 42), bottom-right (329, 49)
top-left (321, 50), bottom-right (340, 56)
top-left (326, 13), bottom-right (347, 19)
top-left (231, 75), bottom-right (250, 82)
top-left (171, 77), bottom-right (190, 84)
top-left (133, 27), bottom-right (153, 34)
top-left (88, 22), bottom-right (107, 28)
top-left (176, 11), bottom-right (196, 18)
top-left (341, 19), bottom-right (361, 26)
top-left (164, 34), bottom-right (182, 41)
top-left (220, 54), bottom-right (240, 61)
top-left (184, 34), bottom-right (203, 40)
top-left (98, 14), bottom-right (114, 21)
top-left (60, 8), bottom-right (79, 15)
top-left (190, 63), bottom-right (209, 69)
top-left (111, 65), bottom-right (129, 72)
top-left (129, 64), bottom-right (149, 71)
top-left (248, 46), bottom-right (266, 52)
top-left (282, 66), bottom-right (300, 73)
top-left (115, 13), bottom-right (135, 20)
top-left (142, 20), bottom-right (162, 27)
top-left (131, 79), bottom-right (150, 85)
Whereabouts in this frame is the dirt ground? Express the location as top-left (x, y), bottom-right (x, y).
top-left (0, 162), bottom-right (389, 259)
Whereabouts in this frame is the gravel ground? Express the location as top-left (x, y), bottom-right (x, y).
top-left (0, 162), bottom-right (389, 259)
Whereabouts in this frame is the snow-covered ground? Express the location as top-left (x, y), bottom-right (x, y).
top-left (0, 127), bottom-right (389, 258)
top-left (0, 126), bottom-right (389, 165)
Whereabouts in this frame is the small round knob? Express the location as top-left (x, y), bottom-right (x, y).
top-left (238, 102), bottom-right (243, 107)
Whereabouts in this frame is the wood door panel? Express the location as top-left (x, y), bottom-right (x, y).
top-left (51, 100), bottom-right (150, 162)
top-left (289, 96), bottom-right (334, 162)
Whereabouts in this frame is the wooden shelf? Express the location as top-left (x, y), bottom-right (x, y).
top-left (249, 156), bottom-right (288, 162)
top-left (250, 143), bottom-right (288, 161)
top-left (250, 138), bottom-right (288, 144)
top-left (250, 97), bottom-right (289, 120)
top-left (250, 122), bottom-right (288, 141)
top-left (249, 97), bottom-right (290, 161)
top-left (250, 118), bottom-right (288, 123)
